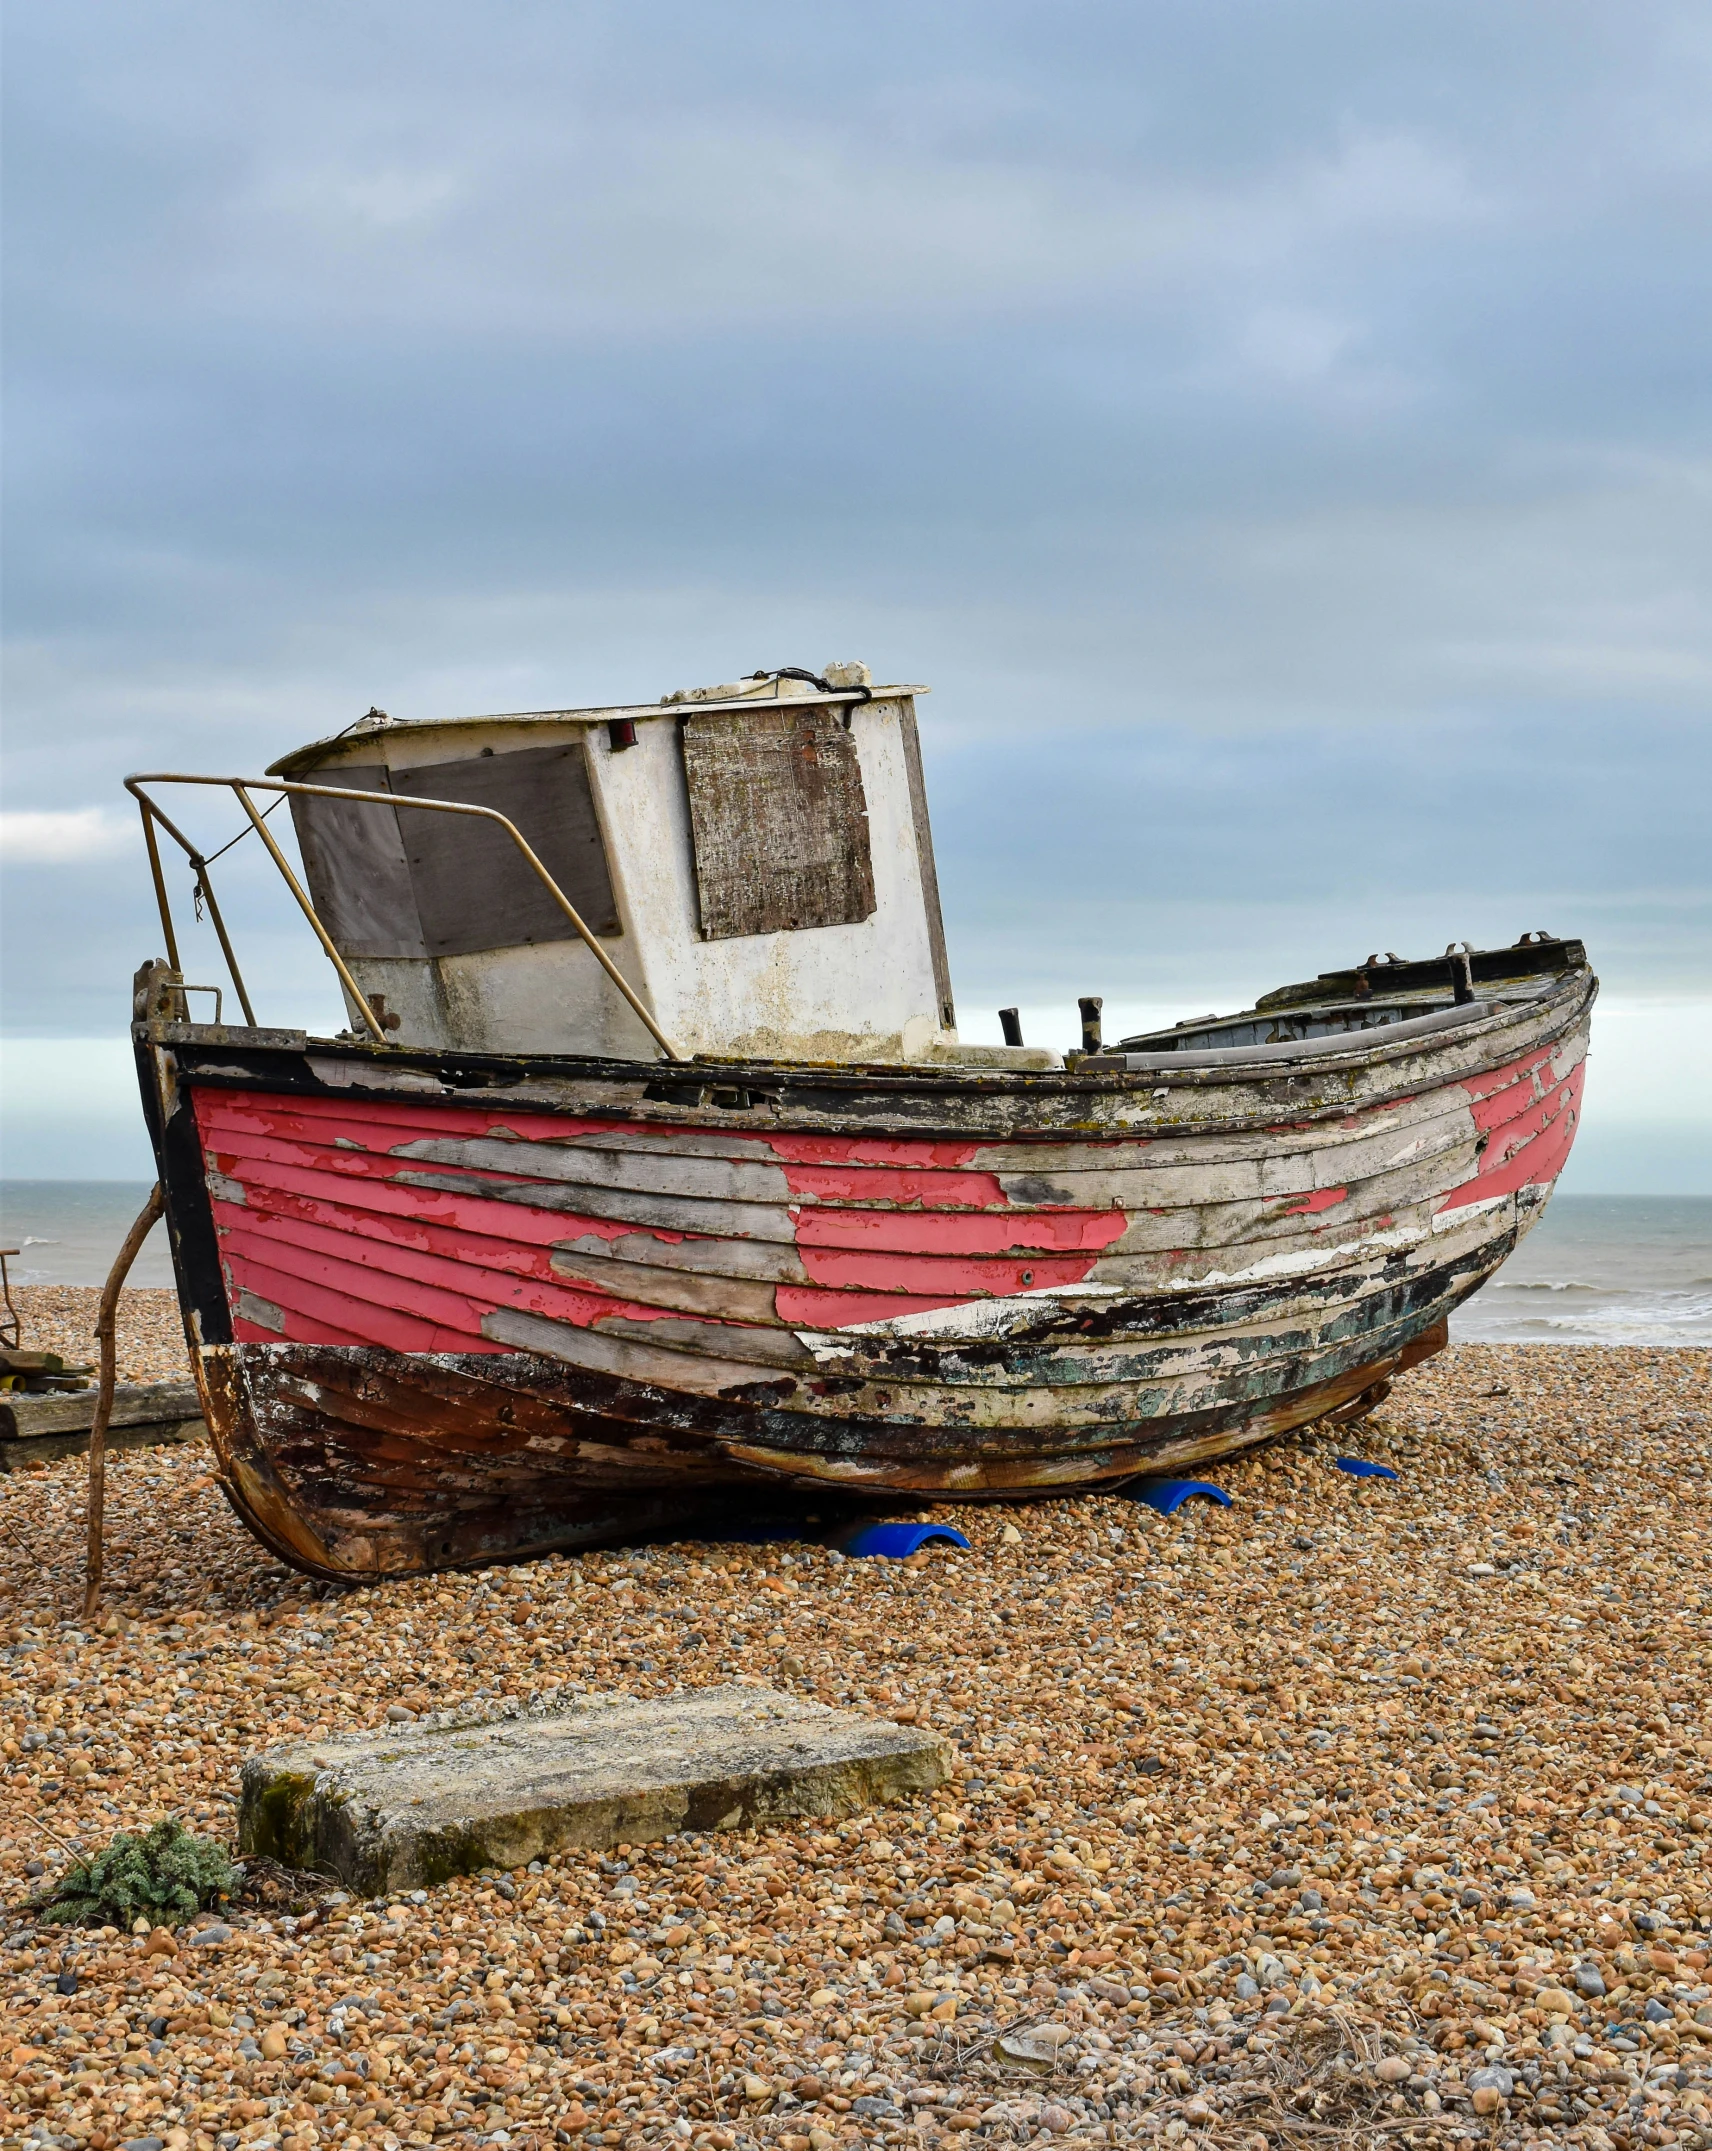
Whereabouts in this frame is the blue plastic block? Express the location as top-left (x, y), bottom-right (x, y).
top-left (838, 1522), bottom-right (973, 1559)
top-left (1333, 1457), bottom-right (1399, 1481)
top-left (1129, 1479), bottom-right (1232, 1515)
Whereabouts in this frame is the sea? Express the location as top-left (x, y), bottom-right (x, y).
top-left (1, 1182), bottom-right (1707, 1347)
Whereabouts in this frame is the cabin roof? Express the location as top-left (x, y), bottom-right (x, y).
top-left (267, 683), bottom-right (930, 778)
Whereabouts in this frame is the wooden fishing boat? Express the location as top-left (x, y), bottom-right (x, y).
top-left (126, 669), bottom-right (1594, 1578)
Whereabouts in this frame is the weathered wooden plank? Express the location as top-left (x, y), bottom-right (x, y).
top-left (963, 1084), bottom-right (1481, 1174)
top-left (481, 1217), bottom-right (1499, 1423)
top-left (480, 1306), bottom-right (789, 1395)
top-left (213, 1114), bottom-right (1458, 1272)
top-left (586, 1311), bottom-right (815, 1372)
top-left (225, 1237), bottom-right (506, 1355)
top-left (207, 1153), bottom-right (609, 1253)
top-left (204, 1060), bottom-right (1556, 1375)
top-left (392, 1168), bottom-right (801, 1243)
top-left (200, 1087), bottom-right (594, 1151)
top-left (249, 1352), bottom-right (732, 1485)
top-left (201, 1071), bottom-right (1505, 1213)
top-left (553, 1229), bottom-right (807, 1285)
top-left (205, 1094), bottom-right (1012, 1201)
top-left (215, 1202), bottom-right (592, 1312)
top-left (547, 1246), bottom-right (785, 1323)
top-left (681, 706), bottom-right (876, 940)
top-left (1100, 1191), bottom-right (1448, 1270)
top-left (722, 1355), bottom-right (1407, 1490)
top-left (527, 1250), bottom-right (1458, 1430)
top-left (216, 1210), bottom-right (842, 1359)
top-left (211, 1039), bottom-right (1578, 1168)
top-left (0, 1378), bottom-right (200, 1439)
top-left (0, 1418), bottom-right (206, 1472)
top-left (993, 1157), bottom-right (1265, 1207)
top-left (1441, 1060), bottom-right (1584, 1209)
top-left (789, 1205), bottom-right (1510, 1368)
top-left (391, 1133), bottom-right (795, 1203)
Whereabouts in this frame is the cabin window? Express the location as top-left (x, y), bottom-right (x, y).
top-left (287, 763), bottom-right (427, 961)
top-left (289, 741), bottom-right (619, 961)
top-left (680, 706), bottom-right (877, 940)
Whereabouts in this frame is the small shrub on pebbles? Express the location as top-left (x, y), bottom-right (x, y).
top-left (0, 1324), bottom-right (1708, 2151)
top-left (35, 1818), bottom-right (236, 1929)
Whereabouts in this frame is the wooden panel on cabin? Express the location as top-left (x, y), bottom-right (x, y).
top-left (390, 742), bottom-right (620, 957)
top-left (287, 765), bottom-right (428, 961)
top-left (681, 707), bottom-right (877, 941)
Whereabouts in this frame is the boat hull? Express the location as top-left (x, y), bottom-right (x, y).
top-left (197, 1323), bottom-right (1454, 1578)
top-left (135, 967), bottom-right (1593, 1578)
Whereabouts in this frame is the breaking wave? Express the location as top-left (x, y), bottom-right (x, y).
top-left (1452, 1194), bottom-right (1712, 1346)
top-left (1455, 1283), bottom-right (1712, 1346)
top-left (1484, 1278), bottom-right (1598, 1292)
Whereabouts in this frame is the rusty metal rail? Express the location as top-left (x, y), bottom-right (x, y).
top-left (123, 773), bottom-right (685, 1060)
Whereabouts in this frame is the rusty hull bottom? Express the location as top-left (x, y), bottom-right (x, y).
top-left (196, 1326), bottom-right (1445, 1581)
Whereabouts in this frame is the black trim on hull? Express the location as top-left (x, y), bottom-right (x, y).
top-left (135, 1032), bottom-right (232, 1348)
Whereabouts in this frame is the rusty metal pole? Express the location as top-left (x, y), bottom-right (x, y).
top-left (84, 1183), bottom-right (165, 1622)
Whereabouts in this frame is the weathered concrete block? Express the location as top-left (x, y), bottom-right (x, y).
top-left (239, 1684), bottom-right (950, 1893)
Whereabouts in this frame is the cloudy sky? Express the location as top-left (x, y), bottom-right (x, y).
top-left (3, 0), bottom-right (1708, 1184)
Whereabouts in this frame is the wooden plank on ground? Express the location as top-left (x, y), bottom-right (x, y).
top-left (0, 1379), bottom-right (201, 1439)
top-left (0, 1418), bottom-right (205, 1472)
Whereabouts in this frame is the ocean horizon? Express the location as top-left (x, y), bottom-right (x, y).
top-left (1, 1181), bottom-right (1707, 1348)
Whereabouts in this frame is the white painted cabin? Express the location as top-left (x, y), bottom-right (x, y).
top-left (274, 668), bottom-right (1048, 1067)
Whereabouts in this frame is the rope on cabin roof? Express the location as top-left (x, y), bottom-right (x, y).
top-left (744, 666), bottom-right (874, 712)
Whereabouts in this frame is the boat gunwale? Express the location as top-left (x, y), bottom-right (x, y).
top-left (137, 966), bottom-right (1594, 1122)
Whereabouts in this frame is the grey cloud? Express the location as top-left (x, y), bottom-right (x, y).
top-left (3, 0), bottom-right (1709, 1062)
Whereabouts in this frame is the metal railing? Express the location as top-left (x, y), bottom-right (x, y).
top-left (123, 773), bottom-right (685, 1060)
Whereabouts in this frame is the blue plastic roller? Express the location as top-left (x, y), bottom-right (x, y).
top-left (838, 1522), bottom-right (973, 1559)
top-left (1128, 1480), bottom-right (1232, 1515)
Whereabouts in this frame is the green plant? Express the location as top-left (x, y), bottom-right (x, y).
top-left (36, 1819), bottom-right (237, 1929)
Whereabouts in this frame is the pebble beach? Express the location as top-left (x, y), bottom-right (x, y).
top-left (1, 1290), bottom-right (1708, 2151)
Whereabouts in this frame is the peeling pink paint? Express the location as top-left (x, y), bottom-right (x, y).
top-left (1278, 1186), bottom-right (1350, 1216)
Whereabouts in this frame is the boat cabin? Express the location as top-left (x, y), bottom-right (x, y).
top-left (271, 666), bottom-right (1025, 1066)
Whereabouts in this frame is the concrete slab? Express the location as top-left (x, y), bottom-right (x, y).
top-left (239, 1684), bottom-right (951, 1893)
